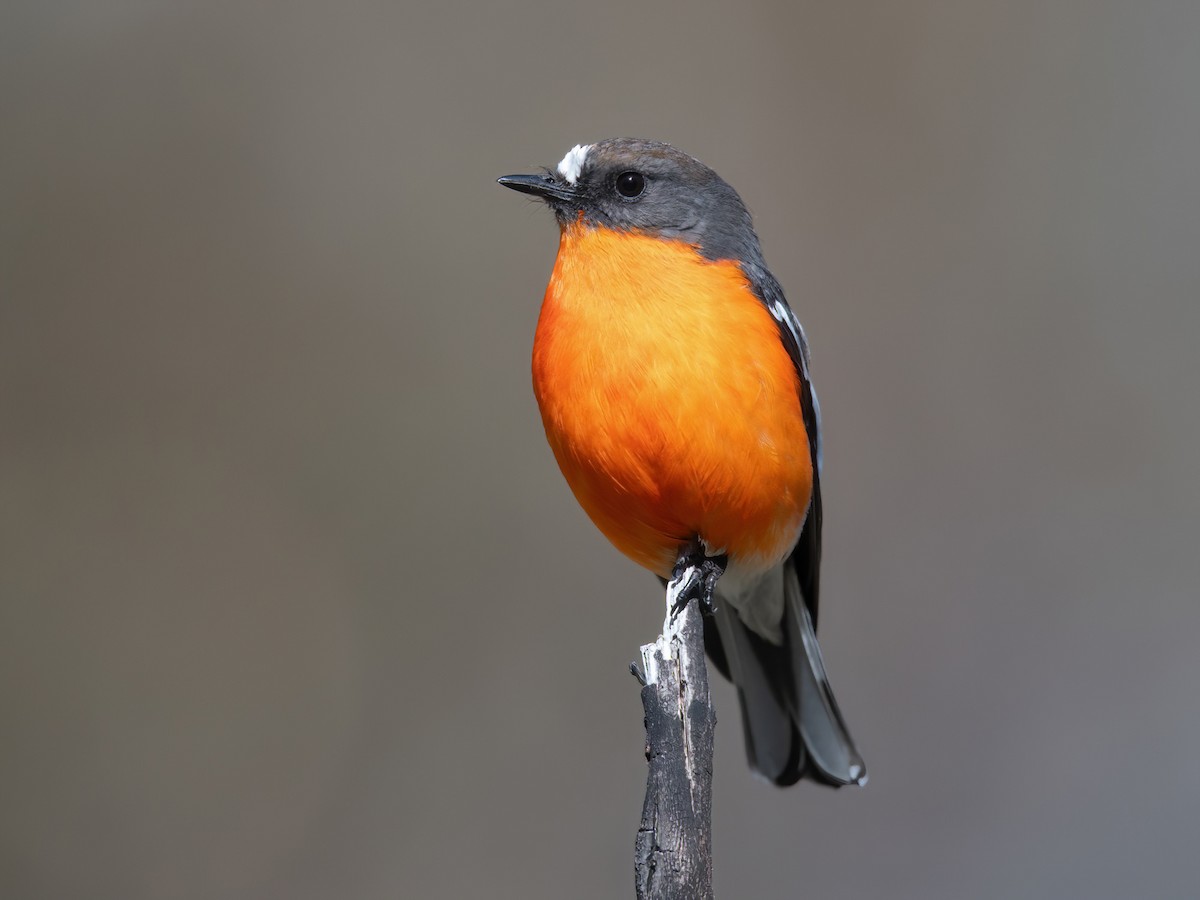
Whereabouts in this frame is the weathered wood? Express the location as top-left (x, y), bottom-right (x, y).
top-left (634, 591), bottom-right (715, 900)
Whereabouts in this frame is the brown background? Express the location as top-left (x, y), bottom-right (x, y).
top-left (4, 2), bottom-right (1199, 898)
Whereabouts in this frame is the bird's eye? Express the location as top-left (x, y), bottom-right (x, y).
top-left (615, 171), bottom-right (646, 198)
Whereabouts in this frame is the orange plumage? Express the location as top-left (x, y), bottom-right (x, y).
top-left (532, 223), bottom-right (813, 579)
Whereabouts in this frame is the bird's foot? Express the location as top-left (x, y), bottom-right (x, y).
top-left (667, 540), bottom-right (727, 621)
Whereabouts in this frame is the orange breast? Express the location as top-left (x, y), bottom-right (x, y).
top-left (532, 225), bottom-right (813, 579)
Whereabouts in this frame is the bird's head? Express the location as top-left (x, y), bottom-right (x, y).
top-left (498, 138), bottom-right (762, 265)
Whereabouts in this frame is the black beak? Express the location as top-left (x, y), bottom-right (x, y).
top-left (497, 173), bottom-right (577, 203)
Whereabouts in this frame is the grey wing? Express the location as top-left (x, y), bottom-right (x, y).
top-left (758, 275), bottom-right (824, 627)
top-left (700, 269), bottom-right (866, 786)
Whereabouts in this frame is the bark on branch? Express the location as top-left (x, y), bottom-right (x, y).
top-left (634, 594), bottom-right (716, 900)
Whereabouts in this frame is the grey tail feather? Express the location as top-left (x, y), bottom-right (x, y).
top-left (705, 565), bottom-right (866, 787)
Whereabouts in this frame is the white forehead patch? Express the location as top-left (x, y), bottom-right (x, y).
top-left (556, 144), bottom-right (591, 184)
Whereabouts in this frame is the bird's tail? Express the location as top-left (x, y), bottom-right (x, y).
top-left (705, 563), bottom-right (866, 787)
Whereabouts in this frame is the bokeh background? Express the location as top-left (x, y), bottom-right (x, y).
top-left (4, 1), bottom-right (1199, 898)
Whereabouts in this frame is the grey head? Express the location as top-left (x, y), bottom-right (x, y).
top-left (498, 138), bottom-right (767, 270)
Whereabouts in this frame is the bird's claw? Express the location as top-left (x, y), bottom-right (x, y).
top-left (667, 541), bottom-right (727, 621)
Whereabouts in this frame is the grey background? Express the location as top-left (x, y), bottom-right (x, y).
top-left (3, 2), bottom-right (1199, 898)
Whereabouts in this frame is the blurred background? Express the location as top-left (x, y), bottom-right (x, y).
top-left (3, 1), bottom-right (1199, 898)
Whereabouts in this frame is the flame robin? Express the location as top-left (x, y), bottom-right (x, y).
top-left (499, 139), bottom-right (866, 787)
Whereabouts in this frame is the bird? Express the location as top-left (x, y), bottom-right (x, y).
top-left (498, 139), bottom-right (866, 787)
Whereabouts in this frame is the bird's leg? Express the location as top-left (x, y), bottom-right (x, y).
top-left (667, 539), bottom-right (727, 621)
